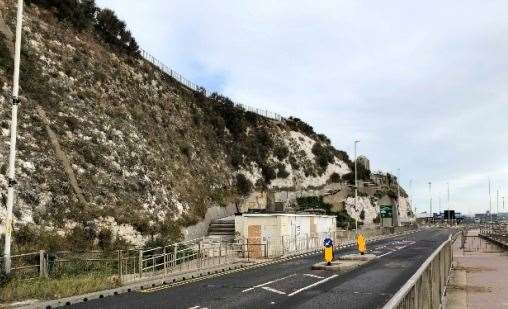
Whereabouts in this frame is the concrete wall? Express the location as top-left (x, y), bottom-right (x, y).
top-left (182, 203), bottom-right (237, 240)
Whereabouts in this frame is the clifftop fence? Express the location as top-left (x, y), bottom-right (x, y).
top-left (139, 49), bottom-right (284, 122)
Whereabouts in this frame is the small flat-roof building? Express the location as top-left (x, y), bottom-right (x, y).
top-left (235, 213), bottom-right (336, 258)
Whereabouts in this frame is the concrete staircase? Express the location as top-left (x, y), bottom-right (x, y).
top-left (207, 217), bottom-right (235, 241)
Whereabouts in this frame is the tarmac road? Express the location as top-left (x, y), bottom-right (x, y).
top-left (72, 228), bottom-right (453, 309)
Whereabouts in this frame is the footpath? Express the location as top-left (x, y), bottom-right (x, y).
top-left (446, 229), bottom-right (508, 309)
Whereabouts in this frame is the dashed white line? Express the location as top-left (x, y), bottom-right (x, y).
top-left (262, 286), bottom-right (287, 295)
top-left (303, 273), bottom-right (324, 279)
top-left (242, 274), bottom-right (296, 292)
top-left (287, 275), bottom-right (338, 297)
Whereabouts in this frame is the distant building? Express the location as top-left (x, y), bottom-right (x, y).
top-left (357, 155), bottom-right (370, 170)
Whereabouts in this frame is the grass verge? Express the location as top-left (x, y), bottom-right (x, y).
top-left (0, 273), bottom-right (120, 303)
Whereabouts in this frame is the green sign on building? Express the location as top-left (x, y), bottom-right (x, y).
top-left (380, 205), bottom-right (393, 218)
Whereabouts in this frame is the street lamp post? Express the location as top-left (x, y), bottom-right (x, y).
top-left (354, 140), bottom-right (360, 233)
top-left (3, 0), bottom-right (24, 275)
top-left (429, 182), bottom-right (432, 223)
top-left (489, 179), bottom-right (492, 224)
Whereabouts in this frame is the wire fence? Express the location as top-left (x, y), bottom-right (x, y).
top-left (139, 48), bottom-right (284, 122)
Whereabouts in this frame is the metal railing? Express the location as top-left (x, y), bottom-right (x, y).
top-left (139, 48), bottom-right (284, 122)
top-left (383, 233), bottom-right (457, 309)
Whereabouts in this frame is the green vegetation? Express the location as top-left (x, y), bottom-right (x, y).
top-left (328, 172), bottom-right (341, 183)
top-left (336, 209), bottom-right (359, 229)
top-left (236, 174), bottom-right (252, 196)
top-left (296, 196), bottom-right (331, 211)
top-left (25, 0), bottom-right (139, 56)
top-left (0, 273), bottom-right (119, 302)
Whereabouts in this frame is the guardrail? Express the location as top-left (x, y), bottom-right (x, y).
top-left (383, 233), bottom-right (457, 309)
top-left (139, 48), bottom-right (284, 122)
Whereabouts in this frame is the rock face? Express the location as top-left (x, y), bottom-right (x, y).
top-left (0, 1), bottom-right (413, 251)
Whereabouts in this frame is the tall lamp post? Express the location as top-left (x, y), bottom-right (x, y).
top-left (354, 140), bottom-right (360, 233)
top-left (4, 0), bottom-right (24, 275)
top-left (428, 182), bottom-right (432, 223)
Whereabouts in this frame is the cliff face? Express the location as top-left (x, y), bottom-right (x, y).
top-left (0, 1), bottom-right (412, 251)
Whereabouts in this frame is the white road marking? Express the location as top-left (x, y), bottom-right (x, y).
top-left (242, 274), bottom-right (296, 292)
top-left (287, 275), bottom-right (338, 297)
top-left (262, 286), bottom-right (287, 295)
top-left (188, 306), bottom-right (200, 309)
top-left (303, 273), bottom-right (324, 279)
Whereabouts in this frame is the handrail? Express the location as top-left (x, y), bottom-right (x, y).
top-left (383, 233), bottom-right (455, 309)
top-left (139, 48), bottom-right (284, 122)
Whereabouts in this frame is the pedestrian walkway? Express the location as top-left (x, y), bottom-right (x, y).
top-left (446, 229), bottom-right (508, 309)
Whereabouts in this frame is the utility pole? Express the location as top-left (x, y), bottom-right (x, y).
top-left (354, 140), bottom-right (360, 233)
top-left (429, 182), bottom-right (432, 223)
top-left (395, 168), bottom-right (400, 227)
top-left (409, 179), bottom-right (413, 215)
top-left (496, 189), bottom-right (499, 221)
top-left (4, 0), bottom-right (24, 275)
top-left (489, 179), bottom-right (492, 224)
top-left (447, 182), bottom-right (450, 221)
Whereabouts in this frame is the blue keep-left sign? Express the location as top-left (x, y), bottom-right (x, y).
top-left (323, 238), bottom-right (333, 247)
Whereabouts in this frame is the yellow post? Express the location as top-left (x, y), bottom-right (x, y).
top-left (323, 237), bottom-right (334, 265)
top-left (356, 233), bottom-right (366, 255)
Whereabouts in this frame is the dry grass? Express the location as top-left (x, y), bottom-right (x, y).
top-left (0, 273), bottom-right (120, 303)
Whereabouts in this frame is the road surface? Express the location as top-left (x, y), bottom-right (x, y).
top-left (73, 228), bottom-right (452, 309)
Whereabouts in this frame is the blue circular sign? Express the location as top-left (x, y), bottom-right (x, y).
top-left (323, 238), bottom-right (333, 247)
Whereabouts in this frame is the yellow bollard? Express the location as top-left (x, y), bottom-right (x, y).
top-left (323, 238), bottom-right (334, 265)
top-left (356, 233), bottom-right (366, 255)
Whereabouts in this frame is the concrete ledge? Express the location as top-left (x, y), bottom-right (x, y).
top-left (339, 253), bottom-right (376, 261)
top-left (311, 259), bottom-right (365, 271)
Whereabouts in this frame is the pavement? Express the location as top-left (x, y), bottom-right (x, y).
top-left (69, 228), bottom-right (453, 309)
top-left (446, 229), bottom-right (508, 309)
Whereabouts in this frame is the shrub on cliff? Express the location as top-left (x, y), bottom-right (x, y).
top-left (236, 174), bottom-right (252, 196)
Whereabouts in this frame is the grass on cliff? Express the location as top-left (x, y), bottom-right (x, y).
top-left (0, 273), bottom-right (120, 302)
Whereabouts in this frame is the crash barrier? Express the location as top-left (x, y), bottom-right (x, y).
top-left (383, 233), bottom-right (458, 309)
top-left (139, 49), bottom-right (284, 122)
top-left (478, 223), bottom-right (508, 249)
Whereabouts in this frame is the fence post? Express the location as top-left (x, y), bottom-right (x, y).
top-left (138, 250), bottom-right (143, 278)
top-left (173, 244), bottom-right (178, 268)
top-left (163, 247), bottom-right (167, 275)
top-left (39, 250), bottom-right (48, 278)
top-left (118, 250), bottom-right (122, 281)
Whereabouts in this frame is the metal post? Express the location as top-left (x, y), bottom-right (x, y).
top-left (118, 250), bottom-right (122, 281)
top-left (429, 182), bottom-right (432, 223)
top-left (163, 247), bottom-right (167, 275)
top-left (138, 250), bottom-right (143, 278)
top-left (3, 0), bottom-right (24, 275)
top-left (489, 178), bottom-right (492, 224)
top-left (173, 244), bottom-right (177, 268)
top-left (354, 140), bottom-right (360, 233)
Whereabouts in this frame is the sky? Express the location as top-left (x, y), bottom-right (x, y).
top-left (96, 0), bottom-right (508, 215)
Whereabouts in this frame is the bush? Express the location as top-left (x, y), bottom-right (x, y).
top-left (359, 210), bottom-right (365, 220)
top-left (286, 117), bottom-right (315, 136)
top-left (329, 172), bottom-right (341, 183)
top-left (336, 209), bottom-right (356, 229)
top-left (274, 145), bottom-right (289, 161)
top-left (276, 163), bottom-right (290, 178)
top-left (236, 174), bottom-right (252, 196)
top-left (296, 196), bottom-right (330, 211)
top-left (260, 164), bottom-right (276, 184)
top-left (311, 143), bottom-right (334, 170)
top-left (27, 0), bottom-right (140, 56)
top-left (179, 143), bottom-right (192, 158)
